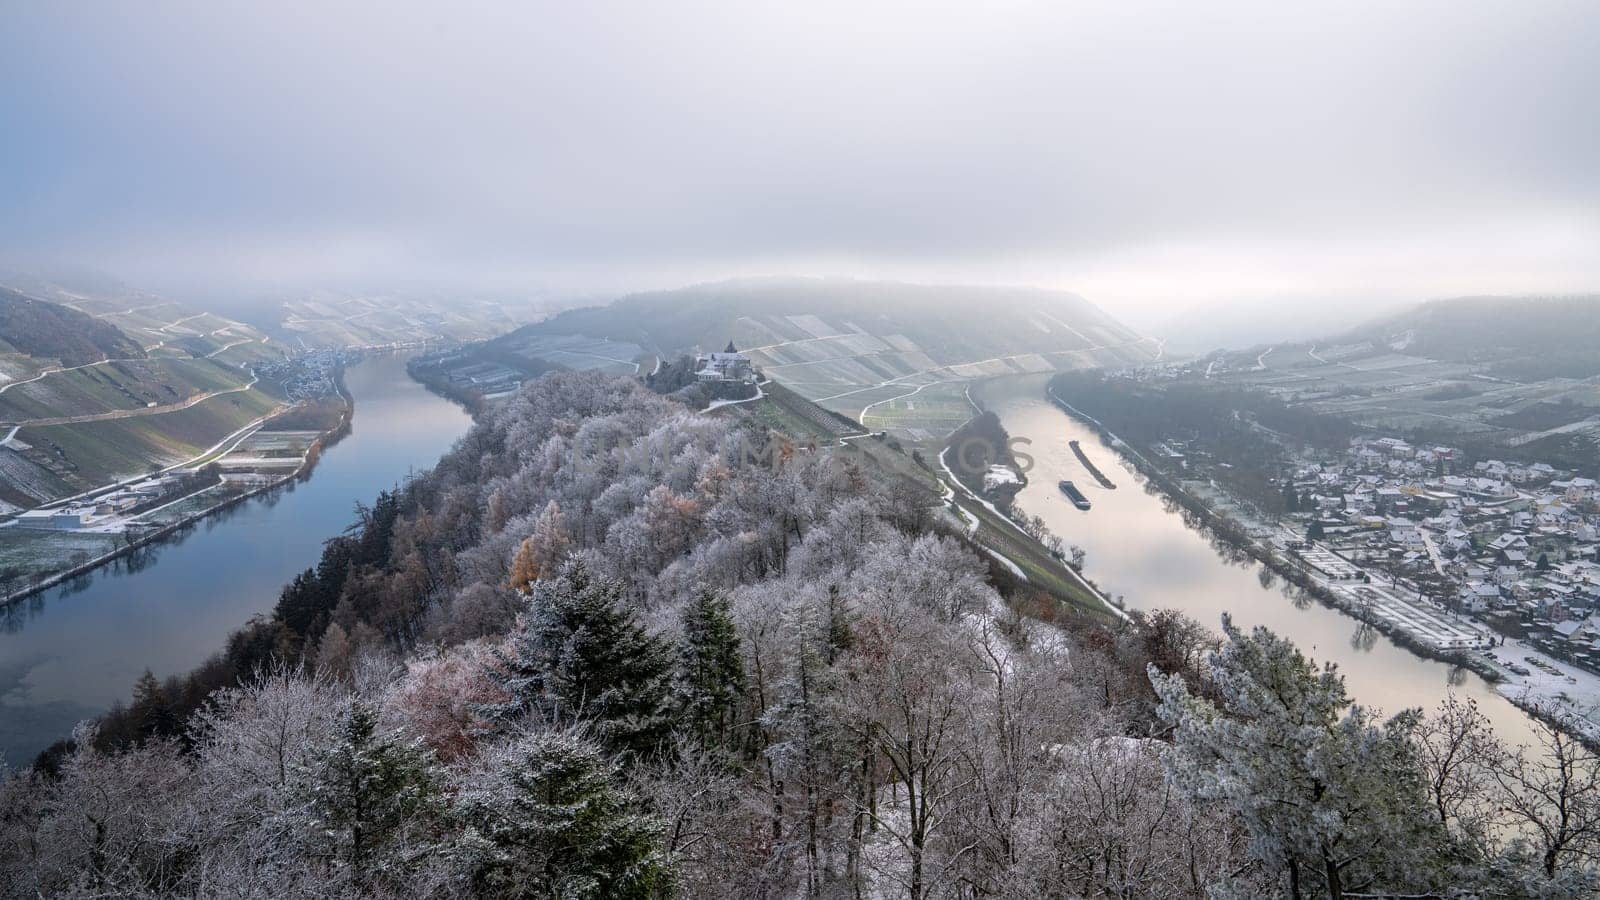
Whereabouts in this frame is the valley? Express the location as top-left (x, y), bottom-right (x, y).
top-left (0, 279), bottom-right (543, 601)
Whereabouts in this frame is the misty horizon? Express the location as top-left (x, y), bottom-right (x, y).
top-left (3, 0), bottom-right (1597, 332)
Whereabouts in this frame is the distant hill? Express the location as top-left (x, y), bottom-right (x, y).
top-left (514, 276), bottom-right (1152, 362)
top-left (1352, 295), bottom-right (1600, 378)
top-left (0, 288), bottom-right (146, 367)
top-left (500, 277), bottom-right (1156, 442)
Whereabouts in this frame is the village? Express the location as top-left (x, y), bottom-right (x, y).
top-left (1278, 437), bottom-right (1597, 653)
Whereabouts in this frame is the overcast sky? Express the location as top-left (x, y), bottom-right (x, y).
top-left (2, 0), bottom-right (1596, 327)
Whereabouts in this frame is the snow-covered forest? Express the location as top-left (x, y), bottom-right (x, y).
top-left (3, 371), bottom-right (1599, 898)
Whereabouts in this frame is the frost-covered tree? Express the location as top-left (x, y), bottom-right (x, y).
top-left (487, 560), bottom-right (673, 757)
top-left (1488, 711), bottom-right (1600, 888)
top-left (762, 599), bottom-right (843, 892)
top-left (508, 500), bottom-right (571, 592)
top-left (675, 589), bottom-right (746, 753)
top-left (451, 728), bottom-right (672, 899)
top-left (1411, 695), bottom-right (1500, 857)
top-left (1152, 616), bottom-right (1457, 899)
top-left (299, 702), bottom-right (443, 889)
top-left (838, 609), bottom-right (976, 899)
top-left (31, 728), bottom-right (193, 895)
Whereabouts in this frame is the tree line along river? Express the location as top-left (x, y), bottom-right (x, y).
top-left (0, 354), bottom-right (474, 766)
top-left (0, 361), bottom-right (1549, 766)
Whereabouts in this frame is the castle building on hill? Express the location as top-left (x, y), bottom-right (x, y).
top-left (695, 341), bottom-right (756, 384)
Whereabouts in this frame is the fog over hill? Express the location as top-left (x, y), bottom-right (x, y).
top-left (520, 277), bottom-right (1150, 360)
top-left (1347, 295), bottom-right (1600, 378)
top-left (0, 289), bottom-right (146, 368)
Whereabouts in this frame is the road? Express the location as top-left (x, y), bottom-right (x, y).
top-left (857, 378), bottom-right (961, 425)
top-left (0, 377), bottom-right (259, 427)
top-left (937, 444), bottom-right (1129, 622)
top-left (36, 413), bottom-right (277, 509)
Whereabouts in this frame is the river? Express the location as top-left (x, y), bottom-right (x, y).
top-left (0, 354), bottom-right (474, 766)
top-left (984, 379), bottom-right (1546, 751)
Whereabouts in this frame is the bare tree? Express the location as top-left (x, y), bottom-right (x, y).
top-left (1488, 709), bottom-right (1600, 882)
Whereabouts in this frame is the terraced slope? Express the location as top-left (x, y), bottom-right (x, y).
top-left (0, 288), bottom-right (290, 509)
top-left (280, 292), bottom-right (524, 350)
top-left (514, 277), bottom-right (1157, 441)
top-left (0, 288), bottom-right (146, 368)
top-left (1189, 296), bottom-right (1600, 474)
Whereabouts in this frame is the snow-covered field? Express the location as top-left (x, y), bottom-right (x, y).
top-left (1490, 636), bottom-right (1600, 741)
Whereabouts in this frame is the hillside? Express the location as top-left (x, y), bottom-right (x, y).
top-left (6, 370), bottom-right (1594, 898)
top-left (0, 288), bottom-right (145, 369)
top-left (526, 277), bottom-right (1145, 355)
top-left (0, 283), bottom-right (299, 509)
top-left (1154, 295), bottom-right (1600, 475)
top-left (505, 277), bottom-right (1157, 441)
top-left (1353, 295), bottom-right (1600, 378)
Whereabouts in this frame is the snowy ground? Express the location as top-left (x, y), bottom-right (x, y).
top-left (1323, 580), bottom-right (1490, 650)
top-left (1489, 637), bottom-right (1600, 741)
top-left (982, 464), bottom-right (1020, 492)
top-left (704, 381), bottom-right (767, 410)
top-left (1194, 482), bottom-right (1600, 738)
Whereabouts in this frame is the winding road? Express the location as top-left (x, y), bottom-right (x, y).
top-left (0, 377), bottom-right (260, 428)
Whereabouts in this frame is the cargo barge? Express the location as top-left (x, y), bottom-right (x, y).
top-left (1058, 479), bottom-right (1092, 510)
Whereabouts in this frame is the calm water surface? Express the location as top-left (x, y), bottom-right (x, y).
top-left (987, 380), bottom-right (1544, 752)
top-left (0, 354), bottom-right (473, 765)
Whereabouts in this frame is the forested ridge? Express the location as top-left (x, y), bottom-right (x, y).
top-left (3, 371), bottom-right (1600, 898)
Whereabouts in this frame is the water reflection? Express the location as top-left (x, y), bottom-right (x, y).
top-left (0, 354), bottom-right (472, 765)
top-left (989, 387), bottom-right (1545, 752)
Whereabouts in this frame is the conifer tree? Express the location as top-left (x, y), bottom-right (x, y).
top-left (675, 589), bottom-right (746, 752)
top-left (1152, 617), bottom-right (1457, 898)
top-left (453, 729), bottom-right (672, 899)
top-left (508, 500), bottom-right (571, 592)
top-left (129, 669), bottom-right (179, 742)
top-left (302, 702), bottom-right (443, 886)
top-left (488, 561), bottom-right (673, 756)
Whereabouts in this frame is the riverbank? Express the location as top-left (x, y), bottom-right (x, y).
top-left (0, 353), bottom-right (477, 766)
top-left (1044, 384), bottom-right (1501, 678)
top-left (0, 371), bottom-right (354, 609)
top-left (971, 380), bottom-right (1556, 755)
top-left (1034, 382), bottom-right (1600, 748)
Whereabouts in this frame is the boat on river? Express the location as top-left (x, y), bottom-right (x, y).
top-left (1058, 479), bottom-right (1091, 510)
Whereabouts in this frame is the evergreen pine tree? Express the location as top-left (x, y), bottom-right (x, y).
top-left (302, 702), bottom-right (443, 886)
top-left (453, 729), bottom-right (672, 899)
top-left (1152, 617), bottom-right (1459, 897)
top-left (129, 669), bottom-right (178, 741)
top-left (487, 561), bottom-right (673, 757)
top-left (821, 583), bottom-right (856, 665)
top-left (675, 589), bottom-right (746, 752)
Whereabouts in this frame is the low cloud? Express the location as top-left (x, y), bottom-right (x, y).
top-left (2, 0), bottom-right (1596, 324)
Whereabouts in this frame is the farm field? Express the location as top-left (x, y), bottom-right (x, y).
top-left (501, 333), bottom-right (644, 375)
top-left (729, 310), bottom-right (1153, 444)
top-left (710, 380), bottom-right (865, 442)
top-left (281, 293), bottom-right (527, 349)
top-left (1197, 338), bottom-right (1600, 463)
top-left (12, 388), bottom-right (284, 500)
top-left (0, 357), bottom-right (254, 424)
top-left (0, 528), bottom-right (121, 597)
top-left (56, 297), bottom-right (286, 364)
